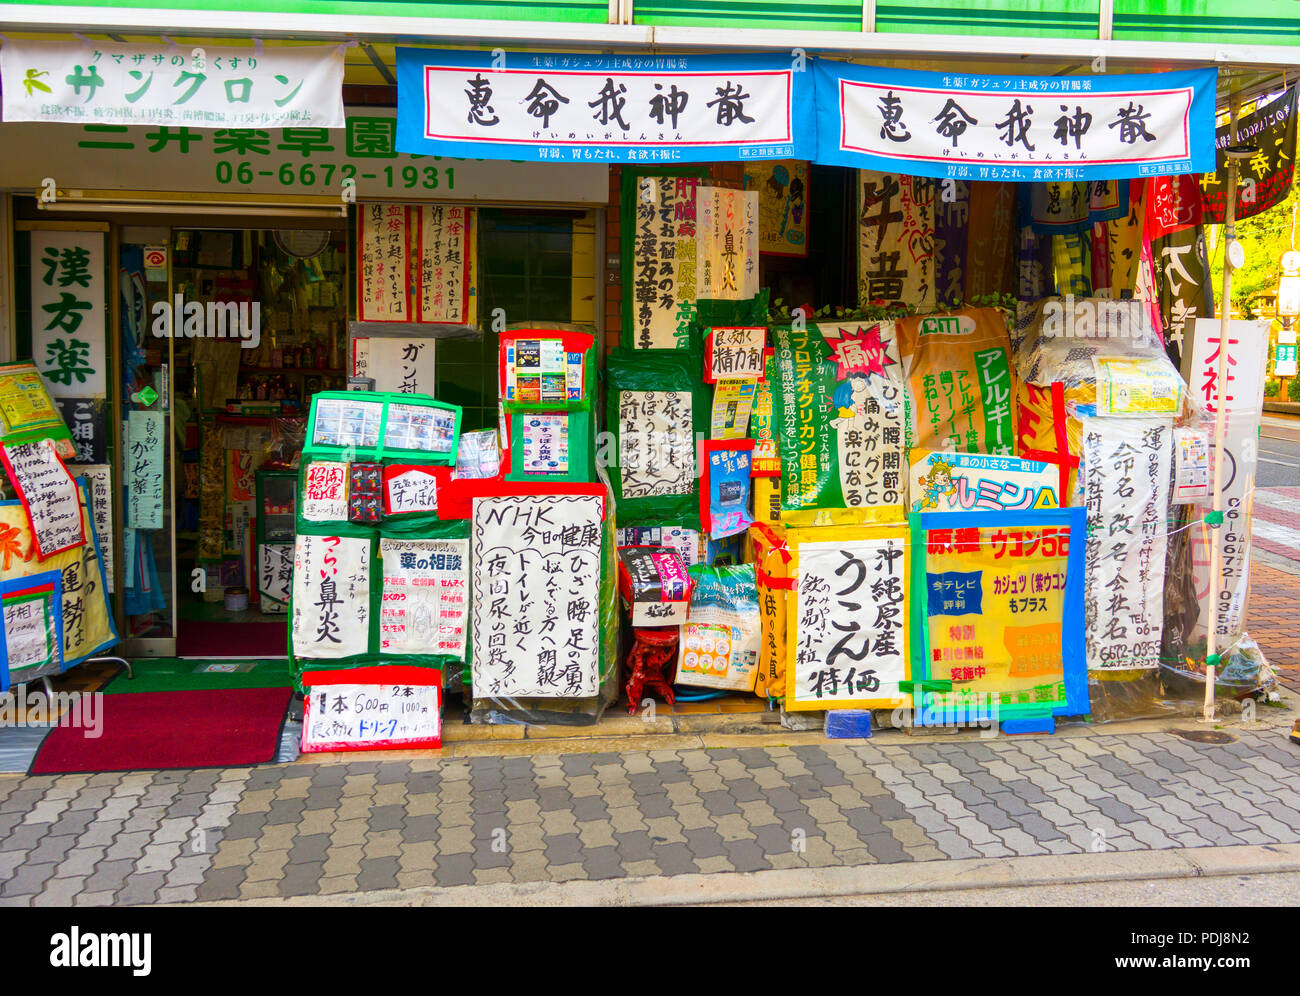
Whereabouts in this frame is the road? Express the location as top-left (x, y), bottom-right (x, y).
top-left (1259, 416), bottom-right (1300, 488)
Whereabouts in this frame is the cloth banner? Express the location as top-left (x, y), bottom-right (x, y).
top-left (857, 170), bottom-right (935, 311)
top-left (964, 182), bottom-right (1017, 300)
top-left (626, 173), bottom-right (700, 349)
top-left (1201, 85), bottom-right (1297, 224)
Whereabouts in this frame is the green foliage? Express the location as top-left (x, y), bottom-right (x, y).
top-left (1210, 179), bottom-right (1300, 313)
top-left (766, 291), bottom-right (1019, 325)
top-left (1265, 377), bottom-right (1281, 397)
top-left (1289, 378), bottom-right (1300, 402)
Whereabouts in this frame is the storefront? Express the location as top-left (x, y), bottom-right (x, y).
top-left (0, 11), bottom-right (1293, 765)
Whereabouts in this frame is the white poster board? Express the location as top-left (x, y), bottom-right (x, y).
top-left (471, 494), bottom-right (602, 698)
top-left (617, 390), bottom-right (694, 499)
top-left (30, 230), bottom-right (107, 399)
top-left (302, 680), bottom-right (441, 751)
top-left (302, 461), bottom-right (349, 522)
top-left (379, 538), bottom-right (469, 658)
top-left (697, 186), bottom-right (759, 301)
top-left (291, 534), bottom-right (370, 659)
top-left (1, 439), bottom-right (85, 558)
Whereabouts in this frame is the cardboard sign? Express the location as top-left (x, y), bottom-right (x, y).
top-left (382, 464), bottom-right (444, 516)
top-left (301, 666), bottom-right (442, 752)
top-left (1, 439), bottom-right (85, 559)
top-left (291, 535), bottom-right (371, 660)
top-left (379, 538), bottom-right (469, 658)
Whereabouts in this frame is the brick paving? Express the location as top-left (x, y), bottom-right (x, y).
top-left (0, 727), bottom-right (1297, 906)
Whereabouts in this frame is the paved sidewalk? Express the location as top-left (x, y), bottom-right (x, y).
top-left (0, 721), bottom-right (1297, 906)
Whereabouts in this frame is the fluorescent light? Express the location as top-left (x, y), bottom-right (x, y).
top-left (36, 199), bottom-right (346, 218)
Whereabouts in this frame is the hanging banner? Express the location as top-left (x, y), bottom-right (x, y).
top-left (1201, 85), bottom-right (1297, 224)
top-left (68, 464), bottom-right (114, 593)
top-left (470, 494), bottom-right (602, 698)
top-left (1080, 417), bottom-right (1173, 670)
top-left (396, 49), bottom-right (808, 163)
top-left (417, 204), bottom-right (473, 324)
top-left (358, 204), bottom-right (410, 323)
top-left (1, 40), bottom-right (345, 128)
top-left (0, 439), bottom-right (85, 559)
top-left (744, 159), bottom-right (809, 257)
top-left (771, 322), bottom-right (908, 521)
top-left (30, 231), bottom-right (107, 400)
top-left (55, 398), bottom-right (107, 466)
top-left (291, 534), bottom-right (371, 660)
top-left (1188, 318), bottom-right (1269, 646)
top-left (964, 182), bottom-right (1017, 300)
top-left (786, 525), bottom-right (910, 711)
top-left (626, 172), bottom-right (699, 350)
top-left (816, 62), bottom-right (1216, 182)
top-left (302, 461), bottom-right (349, 522)
top-left (910, 451), bottom-right (1059, 513)
top-left (934, 178), bottom-right (968, 303)
top-left (1153, 226), bottom-right (1213, 372)
top-left (697, 187), bottom-right (759, 301)
top-left (857, 170), bottom-right (935, 311)
top-left (125, 410), bottom-right (165, 530)
top-left (379, 538), bottom-right (469, 658)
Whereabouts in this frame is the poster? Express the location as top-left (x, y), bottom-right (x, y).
top-left (771, 322), bottom-right (907, 520)
top-left (744, 159), bottom-right (809, 257)
top-left (1, 439), bottom-right (85, 559)
top-left (358, 203), bottom-right (410, 322)
top-left (521, 414), bottom-right (569, 475)
top-left (471, 494), bottom-right (601, 698)
top-left (396, 49), bottom-right (808, 163)
top-left (303, 461), bottom-right (349, 522)
top-left (857, 170), bottom-right (935, 311)
top-left (817, 62), bottom-right (1216, 182)
top-left (1081, 418), bottom-right (1173, 670)
top-left (1, 40), bottom-right (344, 128)
top-left (125, 410), bottom-right (165, 530)
top-left (677, 564), bottom-right (760, 692)
top-left (504, 338), bottom-right (570, 403)
top-left (0, 363), bottom-right (62, 437)
top-left (54, 398), bottom-right (106, 465)
top-left (417, 204), bottom-right (472, 324)
top-left (30, 231), bottom-right (107, 399)
top-left (302, 668), bottom-right (442, 752)
top-left (707, 326), bottom-right (766, 381)
top-left (913, 508), bottom-right (1087, 723)
top-left (1092, 357), bottom-right (1182, 416)
top-left (369, 338), bottom-right (436, 395)
top-left (1188, 318), bottom-right (1269, 645)
top-left (382, 464), bottom-right (442, 516)
top-left (628, 173), bottom-right (699, 350)
top-left (68, 464), bottom-right (114, 593)
top-left (909, 451), bottom-right (1059, 514)
top-left (703, 440), bottom-right (754, 540)
top-left (291, 534), bottom-right (371, 660)
top-left (384, 403), bottom-right (456, 455)
top-left (697, 186), bottom-right (759, 301)
top-left (710, 379), bottom-right (757, 440)
top-left (258, 543), bottom-right (292, 613)
top-left (1201, 85), bottom-right (1296, 224)
top-left (379, 538), bottom-right (469, 658)
top-left (787, 526), bottom-right (910, 711)
top-left (616, 390), bottom-right (695, 500)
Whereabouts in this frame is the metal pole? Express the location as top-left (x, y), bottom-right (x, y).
top-left (1203, 94), bottom-right (1241, 722)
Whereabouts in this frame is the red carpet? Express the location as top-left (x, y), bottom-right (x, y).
top-left (29, 688), bottom-right (293, 774)
top-left (177, 620), bottom-right (287, 657)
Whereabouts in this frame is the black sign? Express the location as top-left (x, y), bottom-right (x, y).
top-left (1202, 86), bottom-right (1296, 224)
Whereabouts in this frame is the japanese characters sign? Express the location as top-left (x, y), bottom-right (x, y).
top-left (68, 464), bottom-right (114, 593)
top-left (1201, 85), bottom-right (1296, 224)
top-left (258, 542), bottom-right (292, 612)
top-left (697, 187), bottom-right (759, 301)
top-left (857, 170), bottom-right (935, 311)
top-left (417, 204), bottom-right (473, 324)
top-left (30, 231), bottom-right (106, 399)
top-left (55, 399), bottom-right (107, 465)
top-left (396, 49), bottom-right (809, 163)
top-left (1, 582), bottom-right (60, 679)
top-left (744, 159), bottom-right (809, 257)
top-left (707, 326), bottom-right (766, 381)
top-left (366, 338), bottom-right (438, 395)
top-left (787, 526), bottom-right (910, 711)
top-left (470, 494), bottom-right (602, 698)
top-left (358, 204), bottom-right (410, 322)
top-left (301, 667), bottom-right (442, 753)
top-left (291, 534), bottom-right (371, 660)
top-left (0, 363), bottom-right (63, 440)
top-left (382, 464), bottom-right (442, 516)
top-left (616, 545), bottom-right (690, 627)
top-left (521, 415), bottom-right (570, 475)
top-left (0, 439), bottom-right (85, 559)
top-left (910, 451), bottom-right (1059, 514)
top-left (125, 411), bottom-right (165, 530)
top-left (379, 538), bottom-right (469, 658)
top-left (702, 440), bottom-right (754, 540)
top-left (617, 391), bottom-right (695, 500)
top-left (771, 322), bottom-right (908, 521)
top-left (627, 173), bottom-right (699, 349)
top-left (1, 40), bottom-right (344, 128)
top-left (1081, 417), bottom-right (1172, 670)
top-left (302, 461), bottom-right (349, 522)
top-left (815, 62), bottom-right (1216, 181)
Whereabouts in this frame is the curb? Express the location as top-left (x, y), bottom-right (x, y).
top-left (197, 842), bottom-right (1300, 907)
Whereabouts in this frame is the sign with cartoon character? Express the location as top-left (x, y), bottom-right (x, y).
top-left (772, 322), bottom-right (908, 524)
top-left (910, 451), bottom-right (1060, 514)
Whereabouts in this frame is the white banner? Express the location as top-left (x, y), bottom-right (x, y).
top-left (629, 174), bottom-right (699, 349)
top-left (1081, 417), bottom-right (1172, 670)
top-left (30, 231), bottom-right (107, 400)
top-left (471, 494), bottom-right (602, 698)
top-left (379, 538), bottom-right (469, 659)
top-left (1, 40), bottom-right (344, 128)
top-left (697, 187), bottom-right (759, 301)
top-left (258, 542), bottom-right (292, 613)
top-left (291, 534), bottom-right (370, 659)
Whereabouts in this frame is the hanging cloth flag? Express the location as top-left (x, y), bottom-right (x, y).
top-left (1022, 179), bottom-right (1130, 236)
top-left (1018, 225), bottom-right (1054, 302)
top-left (1145, 174), bottom-right (1204, 239)
top-left (1200, 85), bottom-right (1297, 224)
top-left (1153, 226), bottom-right (1215, 373)
top-left (964, 182), bottom-right (1018, 300)
top-left (857, 170), bottom-right (935, 311)
top-left (1052, 233), bottom-right (1092, 298)
top-left (934, 178), bottom-right (969, 305)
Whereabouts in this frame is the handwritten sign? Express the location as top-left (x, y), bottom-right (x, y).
top-left (521, 414), bottom-right (569, 475)
top-left (302, 461), bottom-right (349, 522)
top-left (291, 534), bottom-right (370, 660)
top-left (379, 537), bottom-right (469, 658)
top-left (697, 187), bottom-right (758, 301)
top-left (3, 587), bottom-right (58, 673)
top-left (258, 542), bottom-right (292, 613)
top-left (1, 439), bottom-right (85, 558)
top-left (857, 171), bottom-right (935, 311)
top-left (471, 494), bottom-right (602, 698)
top-left (125, 410), bottom-right (164, 529)
top-left (369, 338), bottom-right (436, 395)
top-left (707, 326), bottom-right (766, 381)
top-left (358, 203), bottom-right (410, 322)
top-left (629, 174), bottom-right (699, 349)
top-left (418, 204), bottom-right (471, 324)
top-left (787, 528), bottom-right (909, 710)
top-left (617, 391), bottom-right (694, 499)
top-left (301, 667), bottom-right (441, 752)
top-left (30, 231), bottom-right (107, 399)
top-left (68, 464), bottom-right (114, 593)
top-left (382, 464), bottom-right (441, 516)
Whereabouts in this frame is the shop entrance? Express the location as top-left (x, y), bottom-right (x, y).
top-left (119, 225), bottom-right (349, 659)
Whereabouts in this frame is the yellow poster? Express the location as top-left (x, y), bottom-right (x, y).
top-left (744, 160), bottom-right (809, 258)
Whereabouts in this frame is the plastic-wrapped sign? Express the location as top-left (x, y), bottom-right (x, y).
top-left (259, 543), bottom-right (292, 614)
top-left (379, 538), bottom-right (469, 658)
top-left (786, 525), bottom-right (909, 711)
top-left (68, 464), bottom-right (113, 592)
top-left (910, 450), bottom-right (1059, 514)
top-left (677, 564), bottom-right (760, 692)
top-left (302, 667), bottom-right (441, 753)
top-left (856, 171), bottom-right (935, 312)
top-left (697, 187), bottom-right (759, 301)
top-left (1, 439), bottom-right (85, 558)
top-left (1080, 417), bottom-right (1172, 670)
top-left (616, 545), bottom-right (690, 627)
top-left (627, 174), bottom-right (700, 350)
top-left (471, 494), bottom-right (602, 698)
top-left (125, 410), bottom-right (165, 529)
top-left (303, 462), bottom-right (349, 522)
top-left (291, 535), bottom-right (371, 660)
top-left (702, 440), bottom-right (754, 540)
top-left (617, 391), bottom-right (695, 500)
top-left (1, 572), bottom-right (64, 686)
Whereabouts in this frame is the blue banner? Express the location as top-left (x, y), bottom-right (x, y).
top-left (397, 49), bottom-right (814, 164)
top-left (815, 61), bottom-right (1217, 182)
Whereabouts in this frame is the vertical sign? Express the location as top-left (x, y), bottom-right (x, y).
top-left (629, 174), bottom-right (699, 349)
top-left (291, 534), bottom-right (371, 660)
top-left (417, 204), bottom-right (471, 324)
top-left (68, 464), bottom-right (114, 593)
top-left (358, 203), bottom-right (410, 322)
top-left (379, 538), bottom-right (469, 658)
top-left (697, 186), bottom-right (759, 301)
top-left (471, 494), bottom-right (602, 698)
top-left (617, 391), bottom-right (695, 499)
top-left (858, 171), bottom-right (935, 312)
top-left (30, 230), bottom-right (106, 399)
top-left (0, 439), bottom-right (85, 558)
top-left (125, 410), bottom-right (165, 529)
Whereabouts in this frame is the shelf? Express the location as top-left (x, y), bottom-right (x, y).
top-left (240, 367), bottom-right (344, 375)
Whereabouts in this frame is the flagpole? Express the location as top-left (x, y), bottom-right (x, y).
top-left (1203, 93), bottom-right (1241, 723)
